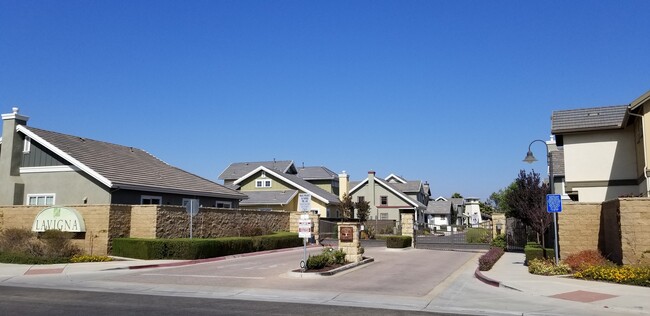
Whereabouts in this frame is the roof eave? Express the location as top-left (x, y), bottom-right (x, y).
top-left (114, 183), bottom-right (248, 200)
top-left (631, 90), bottom-right (650, 111)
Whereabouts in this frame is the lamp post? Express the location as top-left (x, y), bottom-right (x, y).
top-left (524, 139), bottom-right (559, 265)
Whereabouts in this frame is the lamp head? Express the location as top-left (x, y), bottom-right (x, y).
top-left (523, 150), bottom-right (537, 163)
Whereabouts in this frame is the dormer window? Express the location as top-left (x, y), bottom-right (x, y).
top-left (255, 179), bottom-right (272, 188)
top-left (23, 136), bottom-right (31, 153)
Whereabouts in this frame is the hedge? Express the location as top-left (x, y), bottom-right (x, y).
top-left (112, 232), bottom-right (302, 260)
top-left (386, 236), bottom-right (412, 248)
top-left (524, 242), bottom-right (555, 264)
top-left (478, 247), bottom-right (505, 271)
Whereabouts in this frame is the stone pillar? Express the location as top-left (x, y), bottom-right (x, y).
top-left (492, 213), bottom-right (506, 238)
top-left (400, 210), bottom-right (415, 248)
top-left (338, 222), bottom-right (362, 263)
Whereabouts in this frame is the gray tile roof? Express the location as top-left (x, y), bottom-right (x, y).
top-left (425, 200), bottom-right (452, 215)
top-left (296, 166), bottom-right (337, 180)
top-left (273, 170), bottom-right (340, 204)
top-left (379, 179), bottom-right (426, 209)
top-left (390, 181), bottom-right (421, 193)
top-left (239, 190), bottom-right (298, 205)
top-left (550, 148), bottom-right (565, 176)
top-left (450, 198), bottom-right (464, 206)
top-left (551, 105), bottom-right (629, 134)
top-left (26, 127), bottom-right (246, 199)
top-left (219, 160), bottom-right (294, 180)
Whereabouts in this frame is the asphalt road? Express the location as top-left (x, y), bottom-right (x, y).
top-left (0, 286), bottom-right (466, 316)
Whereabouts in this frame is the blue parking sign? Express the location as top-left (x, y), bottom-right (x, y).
top-left (546, 194), bottom-right (562, 213)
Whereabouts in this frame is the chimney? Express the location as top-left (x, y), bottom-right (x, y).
top-left (368, 170), bottom-right (376, 210)
top-left (338, 171), bottom-right (349, 200)
top-left (0, 107), bottom-right (29, 205)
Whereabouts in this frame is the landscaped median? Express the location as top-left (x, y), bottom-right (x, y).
top-left (112, 232), bottom-right (303, 260)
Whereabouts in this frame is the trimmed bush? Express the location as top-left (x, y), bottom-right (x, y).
top-left (563, 250), bottom-right (609, 273)
top-left (528, 258), bottom-right (571, 275)
top-left (524, 243), bottom-right (555, 264)
top-left (112, 232), bottom-right (302, 260)
top-left (574, 265), bottom-right (650, 286)
top-left (491, 234), bottom-right (506, 250)
top-left (306, 248), bottom-right (347, 270)
top-left (70, 254), bottom-right (113, 263)
top-left (478, 247), bottom-right (505, 271)
top-left (386, 236), bottom-right (412, 248)
top-left (466, 228), bottom-right (491, 244)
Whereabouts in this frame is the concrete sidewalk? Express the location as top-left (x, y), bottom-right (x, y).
top-left (479, 252), bottom-right (650, 314)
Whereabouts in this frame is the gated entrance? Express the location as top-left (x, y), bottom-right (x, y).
top-left (416, 228), bottom-right (491, 251)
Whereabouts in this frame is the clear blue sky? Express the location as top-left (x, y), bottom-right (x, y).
top-left (2, 1), bottom-right (649, 200)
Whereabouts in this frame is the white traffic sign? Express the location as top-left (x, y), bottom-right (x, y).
top-left (185, 199), bottom-right (199, 216)
top-left (298, 193), bottom-right (311, 212)
top-left (298, 216), bottom-right (312, 238)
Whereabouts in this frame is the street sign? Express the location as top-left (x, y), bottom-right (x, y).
top-left (546, 194), bottom-right (562, 213)
top-left (298, 215), bottom-right (312, 238)
top-left (298, 193), bottom-right (311, 212)
top-left (185, 199), bottom-right (199, 216)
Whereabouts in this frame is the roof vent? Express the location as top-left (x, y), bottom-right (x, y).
top-left (587, 112), bottom-right (600, 116)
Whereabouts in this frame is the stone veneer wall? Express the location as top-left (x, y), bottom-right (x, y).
top-left (558, 202), bottom-right (602, 259)
top-left (0, 204), bottom-right (292, 256)
top-left (155, 206), bottom-right (290, 239)
top-left (618, 198), bottom-right (650, 265)
top-left (600, 199), bottom-right (622, 264)
top-left (400, 211), bottom-right (415, 247)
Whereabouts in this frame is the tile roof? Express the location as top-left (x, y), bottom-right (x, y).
top-left (378, 178), bottom-right (426, 209)
top-left (450, 198), bottom-right (465, 206)
top-left (550, 148), bottom-right (565, 176)
top-left (390, 181), bottom-right (422, 193)
top-left (24, 127), bottom-right (246, 199)
top-left (219, 160), bottom-right (294, 180)
top-left (239, 190), bottom-right (298, 205)
top-left (296, 166), bottom-right (338, 180)
top-left (425, 200), bottom-right (452, 215)
top-left (551, 105), bottom-right (629, 134)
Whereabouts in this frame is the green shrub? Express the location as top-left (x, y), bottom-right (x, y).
top-left (70, 254), bottom-right (113, 263)
top-left (40, 229), bottom-right (81, 258)
top-left (306, 248), bottom-right (347, 270)
top-left (112, 232), bottom-right (301, 260)
top-left (466, 228), bottom-right (491, 244)
top-left (386, 236), bottom-right (412, 248)
top-left (524, 243), bottom-right (555, 264)
top-left (0, 252), bottom-right (71, 264)
top-left (491, 234), bottom-right (506, 250)
top-left (528, 258), bottom-right (571, 275)
top-left (306, 253), bottom-right (329, 269)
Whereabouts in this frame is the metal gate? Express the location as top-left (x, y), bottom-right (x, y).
top-left (416, 228), bottom-right (491, 251)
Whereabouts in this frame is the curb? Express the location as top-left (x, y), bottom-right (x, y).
top-left (106, 244), bottom-right (321, 271)
top-left (474, 268), bottom-right (522, 291)
top-left (288, 256), bottom-right (375, 278)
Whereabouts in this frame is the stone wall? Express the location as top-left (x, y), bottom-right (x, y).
top-left (559, 198), bottom-right (650, 265)
top-left (400, 211), bottom-right (415, 247)
top-left (618, 198), bottom-right (650, 265)
top-left (155, 206), bottom-right (290, 239)
top-left (0, 204), bottom-right (292, 256)
top-left (558, 202), bottom-right (602, 259)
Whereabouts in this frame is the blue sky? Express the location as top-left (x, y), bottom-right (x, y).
top-left (2, 1), bottom-right (649, 200)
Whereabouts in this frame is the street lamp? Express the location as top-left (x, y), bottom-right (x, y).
top-left (524, 139), bottom-right (559, 265)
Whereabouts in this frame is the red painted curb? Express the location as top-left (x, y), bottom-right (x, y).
top-left (474, 267), bottom-right (501, 287)
top-left (126, 244), bottom-right (320, 270)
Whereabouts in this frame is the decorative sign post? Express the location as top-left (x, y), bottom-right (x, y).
top-left (297, 193), bottom-right (311, 271)
top-left (546, 194), bottom-right (562, 265)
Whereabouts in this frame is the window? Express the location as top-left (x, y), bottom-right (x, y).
top-left (23, 136), bottom-right (31, 153)
top-left (357, 196), bottom-right (365, 203)
top-left (255, 179), bottom-right (272, 188)
top-left (380, 196), bottom-right (388, 206)
top-left (216, 201), bottom-right (232, 208)
top-left (27, 193), bottom-right (55, 206)
top-left (380, 213), bottom-right (389, 220)
top-left (141, 195), bottom-right (162, 205)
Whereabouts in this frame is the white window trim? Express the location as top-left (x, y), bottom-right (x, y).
top-left (23, 136), bottom-right (31, 153)
top-left (255, 178), bottom-right (272, 188)
top-left (26, 193), bottom-right (55, 206)
top-left (140, 195), bottom-right (162, 205)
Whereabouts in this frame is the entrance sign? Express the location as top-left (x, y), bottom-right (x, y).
top-left (546, 194), bottom-right (562, 213)
top-left (298, 214), bottom-right (312, 238)
top-left (32, 207), bottom-right (86, 232)
top-left (298, 193), bottom-right (311, 212)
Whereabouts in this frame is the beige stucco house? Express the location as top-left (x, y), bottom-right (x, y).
top-left (551, 89), bottom-right (650, 202)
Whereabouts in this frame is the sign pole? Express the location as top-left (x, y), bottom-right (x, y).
top-left (190, 199), bottom-right (193, 240)
top-left (553, 212), bottom-right (559, 265)
top-left (546, 194), bottom-right (562, 265)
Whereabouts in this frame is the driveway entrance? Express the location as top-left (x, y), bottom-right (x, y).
top-left (416, 230), bottom-right (491, 251)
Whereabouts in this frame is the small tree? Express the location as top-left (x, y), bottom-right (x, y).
top-left (451, 192), bottom-right (463, 198)
top-left (355, 200), bottom-right (370, 224)
top-left (506, 169), bottom-right (552, 258)
top-left (338, 193), bottom-right (355, 220)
